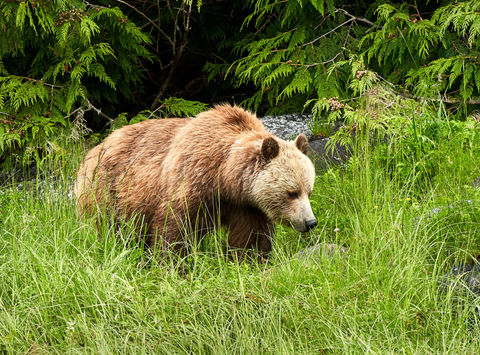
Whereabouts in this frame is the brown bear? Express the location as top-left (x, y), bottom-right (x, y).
top-left (74, 104), bottom-right (317, 255)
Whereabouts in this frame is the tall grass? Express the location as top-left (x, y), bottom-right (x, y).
top-left (1, 119), bottom-right (480, 353)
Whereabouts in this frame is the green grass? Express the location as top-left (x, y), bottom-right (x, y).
top-left (2, 137), bottom-right (480, 354)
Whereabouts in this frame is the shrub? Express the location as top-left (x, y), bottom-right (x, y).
top-left (0, 0), bottom-right (151, 169)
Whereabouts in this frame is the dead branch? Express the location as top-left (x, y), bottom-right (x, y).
top-left (335, 8), bottom-right (375, 27)
top-left (114, 0), bottom-right (174, 47)
top-left (150, 2), bottom-right (193, 110)
top-left (84, 98), bottom-right (115, 124)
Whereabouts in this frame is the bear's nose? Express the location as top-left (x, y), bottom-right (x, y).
top-left (305, 219), bottom-right (318, 231)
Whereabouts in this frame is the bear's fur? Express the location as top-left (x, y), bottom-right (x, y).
top-left (74, 105), bottom-right (316, 255)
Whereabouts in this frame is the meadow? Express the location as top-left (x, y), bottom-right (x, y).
top-left (3, 0), bottom-right (480, 352)
top-left (2, 110), bottom-right (480, 354)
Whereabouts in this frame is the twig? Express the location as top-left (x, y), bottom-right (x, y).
top-left (0, 111), bottom-right (15, 119)
top-left (282, 51), bottom-right (344, 68)
top-left (64, 106), bottom-right (85, 120)
top-left (150, 2), bottom-right (192, 110)
top-left (209, 52), bottom-right (227, 64)
top-left (113, 0), bottom-right (174, 47)
top-left (84, 98), bottom-right (114, 124)
top-left (335, 8), bottom-right (375, 27)
top-left (314, 12), bottom-right (332, 31)
top-left (172, 1), bottom-right (180, 57)
top-left (49, 85), bottom-right (54, 116)
top-left (303, 18), bottom-right (356, 47)
top-left (375, 74), bottom-right (396, 88)
top-left (81, 0), bottom-right (101, 8)
top-left (11, 75), bottom-right (63, 89)
top-left (254, 11), bottom-right (277, 36)
top-left (147, 104), bottom-right (165, 119)
top-left (344, 21), bottom-right (354, 49)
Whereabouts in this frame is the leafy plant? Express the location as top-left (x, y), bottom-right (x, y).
top-left (205, 0), bottom-right (374, 115)
top-left (153, 97), bottom-right (209, 118)
top-left (204, 0), bottom-right (480, 119)
top-left (361, 1), bottom-right (480, 112)
top-left (0, 0), bottom-right (151, 169)
top-left (106, 97), bottom-right (208, 133)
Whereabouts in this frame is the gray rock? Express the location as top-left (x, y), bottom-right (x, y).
top-left (293, 243), bottom-right (347, 263)
top-left (308, 138), bottom-right (351, 170)
top-left (439, 263), bottom-right (480, 296)
top-left (412, 199), bottom-right (473, 226)
top-left (260, 114), bottom-right (314, 141)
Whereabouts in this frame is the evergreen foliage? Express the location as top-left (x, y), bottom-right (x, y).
top-left (204, 0), bottom-right (374, 114)
top-left (0, 0), bottom-right (151, 168)
top-left (154, 97), bottom-right (208, 118)
top-left (362, 1), bottom-right (480, 108)
top-left (206, 0), bottom-right (480, 118)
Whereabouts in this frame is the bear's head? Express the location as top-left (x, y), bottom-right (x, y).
top-left (250, 134), bottom-right (317, 233)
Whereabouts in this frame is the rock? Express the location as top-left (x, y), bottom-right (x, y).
top-left (439, 263), bottom-right (480, 296)
top-left (308, 138), bottom-right (351, 170)
top-left (412, 199), bottom-right (473, 226)
top-left (260, 113), bottom-right (314, 141)
top-left (293, 243), bottom-right (347, 263)
top-left (0, 163), bottom-right (39, 187)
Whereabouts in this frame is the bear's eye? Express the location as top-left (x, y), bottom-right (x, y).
top-left (287, 191), bottom-right (299, 199)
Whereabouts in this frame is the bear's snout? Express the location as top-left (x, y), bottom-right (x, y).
top-left (304, 218), bottom-right (318, 231)
top-left (286, 197), bottom-right (317, 233)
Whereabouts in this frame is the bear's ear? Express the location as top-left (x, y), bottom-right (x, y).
top-left (261, 137), bottom-right (279, 161)
top-left (295, 134), bottom-right (308, 155)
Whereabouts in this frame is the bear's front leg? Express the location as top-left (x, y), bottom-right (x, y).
top-left (147, 210), bottom-right (190, 254)
top-left (223, 207), bottom-right (274, 259)
top-left (149, 203), bottom-right (213, 256)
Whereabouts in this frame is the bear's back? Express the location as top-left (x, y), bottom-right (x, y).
top-left (104, 118), bottom-right (189, 159)
top-left (195, 104), bottom-right (265, 134)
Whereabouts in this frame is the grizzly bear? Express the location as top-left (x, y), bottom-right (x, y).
top-left (74, 104), bottom-right (317, 256)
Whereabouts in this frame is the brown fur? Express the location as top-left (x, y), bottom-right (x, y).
top-left (75, 104), bottom-right (315, 255)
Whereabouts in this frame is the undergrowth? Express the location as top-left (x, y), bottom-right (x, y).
top-left (1, 114), bottom-right (480, 353)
